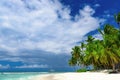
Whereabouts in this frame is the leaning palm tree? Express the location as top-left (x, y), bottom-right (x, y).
top-left (69, 13), bottom-right (120, 72)
top-left (99, 24), bottom-right (120, 71)
top-left (114, 13), bottom-right (120, 71)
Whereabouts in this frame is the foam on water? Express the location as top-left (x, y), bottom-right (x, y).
top-left (0, 72), bottom-right (49, 80)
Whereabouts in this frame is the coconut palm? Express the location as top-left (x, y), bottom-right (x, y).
top-left (84, 36), bottom-right (100, 67)
top-left (69, 13), bottom-right (120, 72)
top-left (99, 24), bottom-right (120, 71)
top-left (69, 46), bottom-right (81, 66)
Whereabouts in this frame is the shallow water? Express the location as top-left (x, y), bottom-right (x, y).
top-left (0, 72), bottom-right (48, 80)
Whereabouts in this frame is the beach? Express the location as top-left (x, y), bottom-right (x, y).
top-left (30, 72), bottom-right (120, 80)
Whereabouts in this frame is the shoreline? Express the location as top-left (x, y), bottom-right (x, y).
top-left (30, 72), bottom-right (120, 80)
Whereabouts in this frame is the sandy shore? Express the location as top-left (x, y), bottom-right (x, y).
top-left (30, 72), bottom-right (120, 80)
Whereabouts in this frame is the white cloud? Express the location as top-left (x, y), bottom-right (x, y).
top-left (93, 33), bottom-right (103, 40)
top-left (79, 5), bottom-right (95, 17)
top-left (0, 0), bottom-right (104, 62)
top-left (0, 64), bottom-right (10, 69)
top-left (15, 64), bottom-right (48, 68)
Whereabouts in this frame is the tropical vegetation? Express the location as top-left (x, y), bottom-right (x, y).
top-left (69, 13), bottom-right (120, 72)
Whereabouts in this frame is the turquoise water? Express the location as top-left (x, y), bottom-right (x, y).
top-left (0, 72), bottom-right (48, 80)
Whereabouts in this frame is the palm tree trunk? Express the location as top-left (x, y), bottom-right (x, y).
top-left (112, 63), bottom-right (116, 71)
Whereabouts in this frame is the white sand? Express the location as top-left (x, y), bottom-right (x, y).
top-left (30, 72), bottom-right (120, 80)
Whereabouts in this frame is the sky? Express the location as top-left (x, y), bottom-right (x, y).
top-left (0, 0), bottom-right (120, 72)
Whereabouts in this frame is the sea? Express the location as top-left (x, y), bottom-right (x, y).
top-left (0, 72), bottom-right (49, 80)
top-left (0, 67), bottom-right (74, 80)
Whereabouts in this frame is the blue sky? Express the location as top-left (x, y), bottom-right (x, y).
top-left (0, 0), bottom-right (120, 71)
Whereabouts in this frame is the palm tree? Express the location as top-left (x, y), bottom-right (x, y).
top-left (115, 13), bottom-right (120, 49)
top-left (84, 36), bottom-right (99, 67)
top-left (99, 24), bottom-right (120, 71)
top-left (114, 12), bottom-right (120, 58)
top-left (69, 46), bottom-right (81, 66)
top-left (114, 12), bottom-right (120, 29)
top-left (69, 13), bottom-right (120, 72)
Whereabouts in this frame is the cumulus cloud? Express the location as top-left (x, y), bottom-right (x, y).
top-left (0, 0), bottom-right (104, 66)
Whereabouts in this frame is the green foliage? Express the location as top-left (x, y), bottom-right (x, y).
top-left (114, 13), bottom-right (120, 24)
top-left (76, 69), bottom-right (87, 72)
top-left (69, 12), bottom-right (120, 71)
